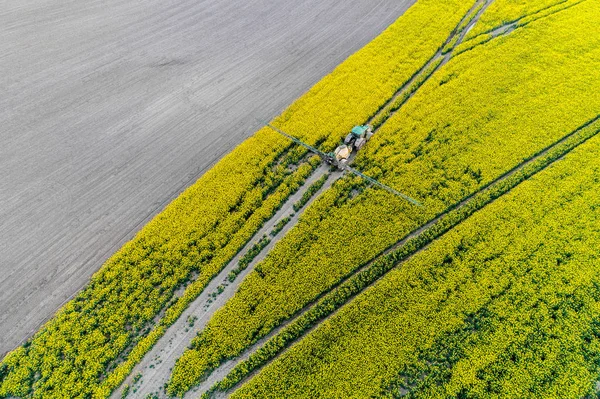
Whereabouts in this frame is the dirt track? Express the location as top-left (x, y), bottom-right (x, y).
top-left (115, 165), bottom-right (338, 399)
top-left (0, 0), bottom-right (416, 356)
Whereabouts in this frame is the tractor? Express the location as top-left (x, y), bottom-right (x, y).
top-left (327, 125), bottom-right (374, 165)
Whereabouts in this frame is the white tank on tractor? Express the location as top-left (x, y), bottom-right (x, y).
top-left (333, 144), bottom-right (352, 164)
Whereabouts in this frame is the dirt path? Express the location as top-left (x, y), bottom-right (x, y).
top-left (368, 0), bottom-right (493, 129)
top-left (0, 0), bottom-right (418, 356)
top-left (115, 165), bottom-right (341, 399)
top-left (124, 5), bottom-right (499, 397)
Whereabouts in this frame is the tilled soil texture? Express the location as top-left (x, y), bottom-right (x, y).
top-left (0, 0), bottom-right (416, 356)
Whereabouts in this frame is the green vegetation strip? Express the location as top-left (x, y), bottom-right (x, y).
top-left (228, 236), bottom-right (272, 283)
top-left (210, 116), bottom-right (600, 396)
top-left (292, 173), bottom-right (329, 212)
top-left (269, 216), bottom-right (292, 237)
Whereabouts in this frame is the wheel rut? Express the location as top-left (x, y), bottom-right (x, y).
top-left (110, 164), bottom-right (340, 399)
top-left (456, 0), bottom-right (588, 55)
top-left (367, 0), bottom-right (494, 131)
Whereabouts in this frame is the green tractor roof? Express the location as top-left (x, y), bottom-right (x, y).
top-left (351, 125), bottom-right (369, 136)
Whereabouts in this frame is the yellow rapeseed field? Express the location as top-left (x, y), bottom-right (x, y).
top-left (3, 0), bottom-right (599, 398)
top-left (169, 0), bottom-right (600, 396)
top-left (0, 0), bottom-right (476, 397)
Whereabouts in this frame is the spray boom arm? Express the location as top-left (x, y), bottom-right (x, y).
top-left (262, 121), bottom-right (422, 207)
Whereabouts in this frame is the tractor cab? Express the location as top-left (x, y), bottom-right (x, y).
top-left (344, 125), bottom-right (373, 151)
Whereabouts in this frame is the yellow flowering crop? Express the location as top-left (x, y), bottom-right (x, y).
top-left (0, 0), bottom-right (476, 397)
top-left (169, 0), bottom-right (600, 396)
top-left (232, 129), bottom-right (600, 399)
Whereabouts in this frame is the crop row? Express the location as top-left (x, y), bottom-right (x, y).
top-left (208, 114), bottom-right (600, 397)
top-left (167, 1), bottom-right (600, 395)
top-left (269, 216), bottom-right (292, 238)
top-left (230, 128), bottom-right (600, 399)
